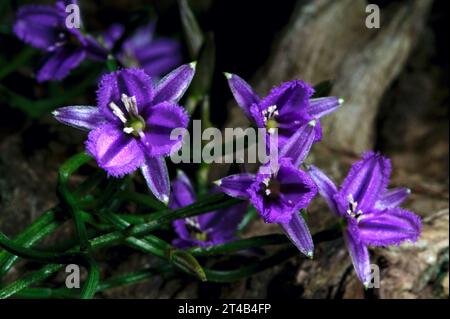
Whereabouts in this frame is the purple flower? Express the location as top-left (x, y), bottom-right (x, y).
top-left (216, 158), bottom-right (318, 257)
top-left (225, 73), bottom-right (343, 164)
top-left (13, 1), bottom-right (108, 82)
top-left (53, 64), bottom-right (196, 203)
top-left (103, 22), bottom-right (182, 80)
top-left (169, 170), bottom-right (247, 248)
top-left (307, 152), bottom-right (422, 287)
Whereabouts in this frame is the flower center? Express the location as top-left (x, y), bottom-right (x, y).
top-left (261, 177), bottom-right (281, 199)
top-left (185, 218), bottom-right (209, 242)
top-left (262, 105), bottom-right (279, 134)
top-left (346, 194), bottom-right (363, 221)
top-left (109, 94), bottom-right (146, 137)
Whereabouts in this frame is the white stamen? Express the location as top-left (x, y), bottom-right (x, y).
top-left (185, 217), bottom-right (201, 230)
top-left (123, 127), bottom-right (134, 134)
top-left (213, 179), bottom-right (222, 186)
top-left (262, 178), bottom-right (270, 186)
top-left (121, 94), bottom-right (139, 117)
top-left (262, 105), bottom-right (279, 122)
top-left (265, 189), bottom-right (271, 196)
top-left (338, 98), bottom-right (345, 105)
top-left (109, 102), bottom-right (127, 123)
top-left (346, 193), bottom-right (360, 218)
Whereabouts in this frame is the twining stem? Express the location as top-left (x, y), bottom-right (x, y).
top-left (97, 209), bottom-right (206, 280)
top-left (189, 234), bottom-right (288, 256)
top-left (15, 265), bottom-right (173, 299)
top-left (57, 152), bottom-right (93, 251)
top-left (0, 194), bottom-right (240, 298)
top-left (8, 227), bottom-right (342, 298)
top-left (80, 255), bottom-right (100, 299)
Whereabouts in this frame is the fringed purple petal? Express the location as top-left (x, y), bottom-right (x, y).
top-left (86, 123), bottom-right (144, 177)
top-left (53, 105), bottom-right (105, 131)
top-left (279, 120), bottom-right (317, 166)
top-left (169, 170), bottom-right (196, 210)
top-left (152, 63), bottom-right (196, 104)
top-left (344, 225), bottom-right (372, 287)
top-left (172, 220), bottom-right (192, 244)
top-left (122, 22), bottom-right (156, 51)
top-left (358, 208), bottom-right (422, 246)
top-left (248, 160), bottom-right (317, 224)
top-left (225, 73), bottom-right (260, 119)
top-left (83, 35), bottom-right (108, 61)
top-left (97, 68), bottom-right (153, 122)
top-left (307, 97), bottom-right (342, 119)
top-left (313, 119), bottom-right (323, 143)
top-left (339, 151), bottom-right (391, 213)
top-left (375, 188), bottom-right (411, 210)
top-left (307, 165), bottom-right (341, 216)
top-left (37, 46), bottom-right (85, 82)
top-left (101, 24), bottom-right (124, 50)
top-left (14, 5), bottom-right (62, 51)
top-left (140, 156), bottom-right (170, 204)
top-left (199, 202), bottom-right (247, 236)
top-left (131, 39), bottom-right (182, 79)
top-left (141, 102), bottom-right (189, 157)
top-left (279, 212), bottom-right (314, 257)
top-left (259, 80), bottom-right (314, 116)
top-left (216, 173), bottom-right (255, 199)
top-left (276, 162), bottom-right (318, 212)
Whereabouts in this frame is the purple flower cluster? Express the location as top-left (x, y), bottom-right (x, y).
top-left (14, 2), bottom-right (182, 82)
top-left (18, 1), bottom-right (423, 288)
top-left (216, 74), bottom-right (422, 285)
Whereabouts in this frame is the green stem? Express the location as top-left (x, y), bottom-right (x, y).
top-left (0, 194), bottom-right (240, 297)
top-left (117, 191), bottom-right (166, 211)
top-left (16, 265), bottom-right (173, 299)
top-left (80, 255), bottom-right (100, 299)
top-left (189, 234), bottom-right (288, 256)
top-left (0, 221), bottom-right (61, 278)
top-left (97, 210), bottom-right (206, 281)
top-left (57, 152), bottom-right (93, 251)
top-left (0, 208), bottom-right (58, 265)
top-left (0, 48), bottom-right (35, 80)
